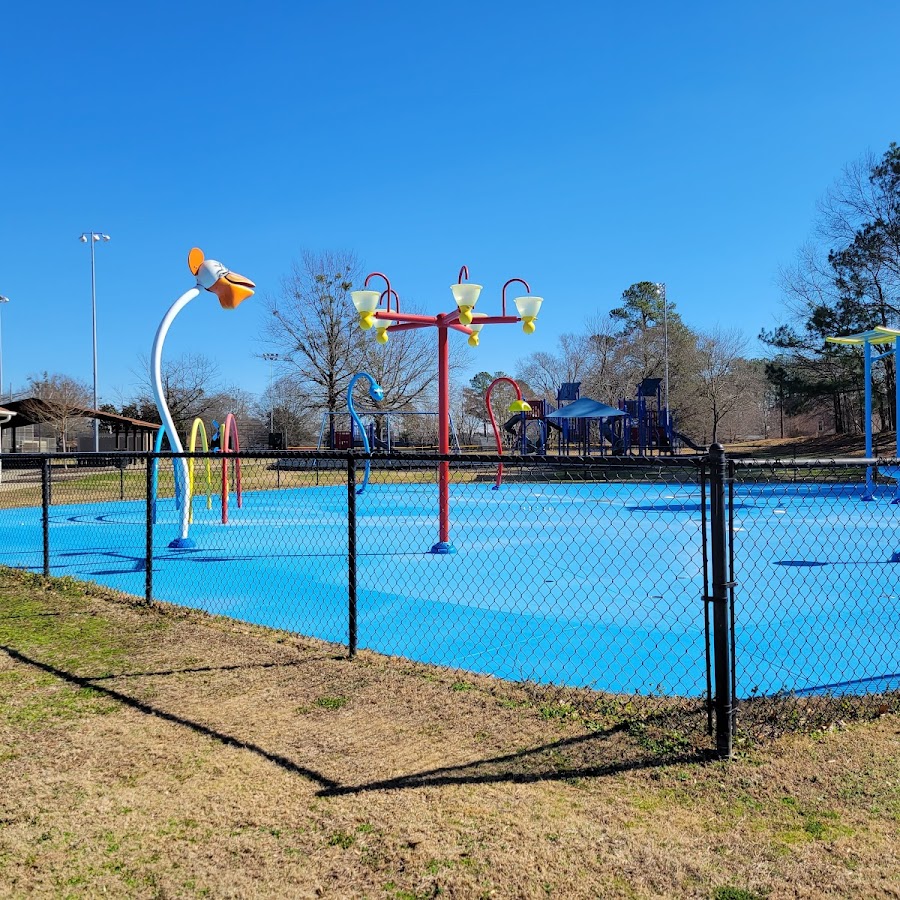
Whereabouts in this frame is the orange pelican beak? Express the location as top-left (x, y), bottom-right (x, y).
top-left (209, 271), bottom-right (255, 310)
top-left (188, 249), bottom-right (255, 310)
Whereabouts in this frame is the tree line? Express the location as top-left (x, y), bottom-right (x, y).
top-left (498, 283), bottom-right (768, 446)
top-left (18, 262), bottom-right (774, 451)
top-left (762, 142), bottom-right (900, 435)
top-left (259, 261), bottom-right (771, 448)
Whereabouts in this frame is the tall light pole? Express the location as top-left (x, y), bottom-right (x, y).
top-left (0, 295), bottom-right (9, 401)
top-left (79, 232), bottom-right (110, 451)
top-left (261, 352), bottom-right (280, 432)
top-left (656, 282), bottom-right (670, 411)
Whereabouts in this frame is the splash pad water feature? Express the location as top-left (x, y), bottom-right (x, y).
top-left (150, 248), bottom-right (254, 548)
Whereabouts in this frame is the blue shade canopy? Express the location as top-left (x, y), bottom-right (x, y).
top-left (546, 398), bottom-right (626, 419)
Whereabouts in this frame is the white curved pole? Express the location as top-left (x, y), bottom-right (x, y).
top-left (151, 287), bottom-right (200, 546)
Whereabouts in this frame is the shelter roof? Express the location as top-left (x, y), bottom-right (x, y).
top-left (547, 397), bottom-right (626, 419)
top-left (825, 326), bottom-right (900, 345)
top-left (0, 398), bottom-right (160, 431)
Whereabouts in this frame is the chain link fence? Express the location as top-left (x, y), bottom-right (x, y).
top-left (0, 449), bottom-right (897, 754)
top-left (730, 456), bottom-right (900, 739)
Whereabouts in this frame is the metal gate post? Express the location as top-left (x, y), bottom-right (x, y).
top-left (708, 443), bottom-right (734, 758)
top-left (347, 453), bottom-right (358, 658)
top-left (700, 460), bottom-right (713, 735)
top-left (145, 454), bottom-right (153, 605)
top-left (41, 457), bottom-right (51, 577)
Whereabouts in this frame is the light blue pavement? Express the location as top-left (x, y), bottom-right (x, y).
top-left (1, 480), bottom-right (897, 698)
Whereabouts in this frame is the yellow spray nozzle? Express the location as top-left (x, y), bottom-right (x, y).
top-left (522, 317), bottom-right (536, 335)
top-left (458, 307), bottom-right (473, 326)
top-left (376, 328), bottom-right (389, 344)
top-left (360, 313), bottom-right (376, 330)
top-left (467, 332), bottom-right (480, 348)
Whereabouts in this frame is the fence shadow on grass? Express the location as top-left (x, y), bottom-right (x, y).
top-left (0, 612), bottom-right (61, 620)
top-left (2, 644), bottom-right (709, 795)
top-left (83, 657), bottom-right (330, 681)
top-left (0, 644), bottom-right (341, 791)
top-left (316, 719), bottom-right (711, 798)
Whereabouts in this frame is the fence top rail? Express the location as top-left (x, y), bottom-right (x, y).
top-left (12, 449), bottom-right (889, 473)
top-left (732, 456), bottom-right (891, 470)
top-left (0, 449), bottom-right (707, 469)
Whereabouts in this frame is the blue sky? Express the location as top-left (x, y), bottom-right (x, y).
top-left (1, 0), bottom-right (898, 408)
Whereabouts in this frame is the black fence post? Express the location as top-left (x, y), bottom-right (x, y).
top-left (708, 443), bottom-right (734, 759)
top-left (347, 453), bottom-right (358, 658)
top-left (145, 454), bottom-right (153, 605)
top-left (700, 459), bottom-right (713, 736)
top-left (41, 456), bottom-right (51, 577)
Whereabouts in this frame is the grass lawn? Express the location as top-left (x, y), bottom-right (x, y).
top-left (0, 570), bottom-right (898, 899)
top-left (0, 461), bottom-right (457, 511)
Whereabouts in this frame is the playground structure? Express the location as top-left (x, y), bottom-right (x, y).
top-left (351, 267), bottom-right (543, 553)
top-left (826, 326), bottom-right (900, 503)
top-left (150, 248), bottom-right (254, 548)
top-left (502, 379), bottom-right (703, 457)
top-left (621, 378), bottom-right (673, 453)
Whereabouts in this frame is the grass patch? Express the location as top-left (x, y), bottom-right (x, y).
top-left (3, 684), bottom-right (119, 729)
top-left (0, 573), bottom-right (129, 671)
top-left (327, 830), bottom-right (355, 849)
top-left (539, 702), bottom-right (578, 722)
top-left (627, 721), bottom-right (692, 756)
top-left (713, 888), bottom-right (768, 900)
top-left (314, 695), bottom-right (348, 710)
top-left (0, 568), bottom-right (897, 899)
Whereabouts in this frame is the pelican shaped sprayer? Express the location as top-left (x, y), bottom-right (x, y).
top-left (347, 371), bottom-right (384, 494)
top-left (151, 248), bottom-right (255, 548)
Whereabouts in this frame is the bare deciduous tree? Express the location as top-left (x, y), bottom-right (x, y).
top-left (23, 372), bottom-right (92, 451)
top-left (694, 327), bottom-right (752, 444)
top-left (355, 310), bottom-right (447, 411)
top-left (765, 144), bottom-right (900, 432)
top-left (263, 251), bottom-right (363, 418)
top-left (130, 353), bottom-right (223, 445)
top-left (516, 332), bottom-right (596, 402)
top-left (263, 251), bottom-right (475, 447)
top-left (258, 375), bottom-right (321, 447)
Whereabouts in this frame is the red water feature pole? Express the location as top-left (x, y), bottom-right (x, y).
top-left (486, 376), bottom-right (528, 489)
top-left (364, 272), bottom-right (395, 311)
top-left (436, 314), bottom-right (451, 549)
top-left (501, 278), bottom-right (530, 316)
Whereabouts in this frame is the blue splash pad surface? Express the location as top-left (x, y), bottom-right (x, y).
top-left (1, 480), bottom-right (898, 698)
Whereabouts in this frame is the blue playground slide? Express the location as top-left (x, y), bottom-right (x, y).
top-left (599, 422), bottom-right (626, 454)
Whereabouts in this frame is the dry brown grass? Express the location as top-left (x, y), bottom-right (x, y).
top-left (725, 432), bottom-right (898, 460)
top-left (1, 571), bottom-right (899, 899)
